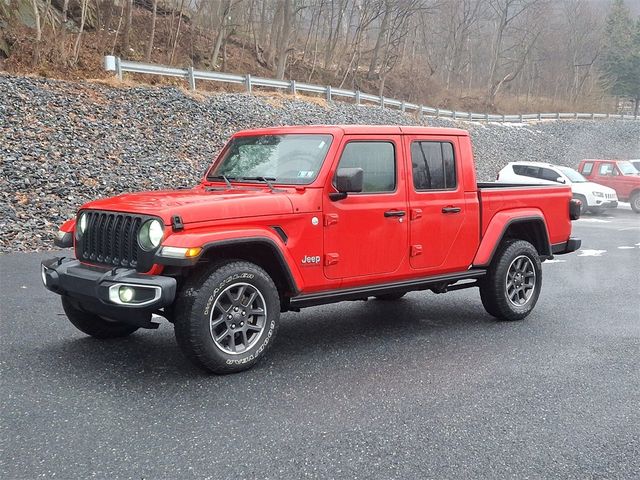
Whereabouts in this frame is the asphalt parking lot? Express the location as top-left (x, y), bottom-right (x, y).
top-left (1, 208), bottom-right (639, 479)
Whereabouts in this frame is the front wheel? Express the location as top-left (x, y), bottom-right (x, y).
top-left (479, 240), bottom-right (542, 321)
top-left (174, 261), bottom-right (280, 374)
top-left (630, 191), bottom-right (640, 213)
top-left (61, 296), bottom-right (139, 338)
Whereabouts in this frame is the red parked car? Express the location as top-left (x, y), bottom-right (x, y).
top-left (578, 159), bottom-right (640, 212)
top-left (41, 126), bottom-right (581, 373)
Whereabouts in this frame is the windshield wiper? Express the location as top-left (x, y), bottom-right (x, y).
top-left (208, 175), bottom-right (235, 189)
top-left (240, 176), bottom-right (277, 191)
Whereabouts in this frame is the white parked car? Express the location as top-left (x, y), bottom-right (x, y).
top-left (497, 162), bottom-right (618, 214)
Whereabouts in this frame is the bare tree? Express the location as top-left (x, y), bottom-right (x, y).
top-left (31, 0), bottom-right (42, 66)
top-left (145, 0), bottom-right (159, 62)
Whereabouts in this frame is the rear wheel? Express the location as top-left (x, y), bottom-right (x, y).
top-left (479, 240), bottom-right (542, 321)
top-left (174, 261), bottom-right (280, 374)
top-left (630, 191), bottom-right (640, 213)
top-left (61, 296), bottom-right (139, 338)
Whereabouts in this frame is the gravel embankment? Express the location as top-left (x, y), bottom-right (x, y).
top-left (1, 74), bottom-right (639, 252)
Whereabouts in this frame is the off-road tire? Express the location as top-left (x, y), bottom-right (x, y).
top-left (374, 293), bottom-right (406, 301)
top-left (630, 191), bottom-right (640, 213)
top-left (61, 296), bottom-right (139, 338)
top-left (479, 239), bottom-right (542, 321)
top-left (174, 261), bottom-right (280, 374)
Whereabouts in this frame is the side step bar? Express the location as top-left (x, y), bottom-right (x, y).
top-left (289, 270), bottom-right (486, 309)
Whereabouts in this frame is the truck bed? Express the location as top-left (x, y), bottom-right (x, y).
top-left (477, 183), bottom-right (573, 246)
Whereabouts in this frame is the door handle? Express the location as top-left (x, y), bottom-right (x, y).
top-left (384, 210), bottom-right (406, 217)
top-left (442, 206), bottom-right (461, 214)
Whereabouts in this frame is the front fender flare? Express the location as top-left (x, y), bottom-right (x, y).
top-left (159, 227), bottom-right (303, 293)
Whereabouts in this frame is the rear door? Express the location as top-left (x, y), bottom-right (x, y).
top-left (404, 135), bottom-right (475, 273)
top-left (323, 135), bottom-right (408, 280)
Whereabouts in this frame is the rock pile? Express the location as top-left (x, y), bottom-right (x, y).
top-left (1, 74), bottom-right (639, 252)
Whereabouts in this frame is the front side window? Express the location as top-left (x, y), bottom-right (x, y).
top-left (599, 163), bottom-right (614, 176)
top-left (540, 168), bottom-right (561, 182)
top-left (208, 134), bottom-right (332, 185)
top-left (411, 141), bottom-right (457, 190)
top-left (336, 141), bottom-right (396, 193)
top-left (581, 162), bottom-right (593, 175)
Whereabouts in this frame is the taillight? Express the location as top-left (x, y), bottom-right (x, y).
top-left (569, 199), bottom-right (581, 220)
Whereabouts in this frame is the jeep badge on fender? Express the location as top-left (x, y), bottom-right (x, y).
top-left (41, 125), bottom-right (581, 374)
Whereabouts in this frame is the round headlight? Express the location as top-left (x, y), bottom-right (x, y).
top-left (138, 219), bottom-right (164, 250)
top-left (77, 213), bottom-right (88, 235)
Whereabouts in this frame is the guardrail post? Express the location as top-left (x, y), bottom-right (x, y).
top-left (453, 110), bottom-right (457, 120)
top-left (187, 67), bottom-right (196, 91)
top-left (468, 112), bottom-right (472, 120)
top-left (326, 85), bottom-right (332, 102)
top-left (436, 108), bottom-right (440, 118)
top-left (115, 57), bottom-right (122, 81)
top-left (591, 113), bottom-right (595, 120)
top-left (574, 112), bottom-right (578, 119)
top-left (538, 113), bottom-right (541, 121)
top-left (380, 96), bottom-right (385, 108)
top-left (556, 112), bottom-right (560, 120)
top-left (485, 113), bottom-right (489, 122)
top-left (245, 74), bottom-right (252, 93)
top-left (290, 80), bottom-right (296, 96)
top-left (355, 90), bottom-right (361, 105)
top-left (519, 113), bottom-right (523, 123)
top-left (401, 101), bottom-right (405, 112)
top-left (419, 105), bottom-right (423, 121)
top-left (501, 114), bottom-right (505, 122)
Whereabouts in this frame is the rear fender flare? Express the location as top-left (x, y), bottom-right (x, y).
top-left (473, 210), bottom-right (551, 267)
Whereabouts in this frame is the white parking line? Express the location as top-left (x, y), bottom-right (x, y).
top-left (617, 246), bottom-right (636, 249)
top-left (577, 249), bottom-right (607, 257)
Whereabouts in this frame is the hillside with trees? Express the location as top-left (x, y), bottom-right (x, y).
top-left (1, 0), bottom-right (639, 115)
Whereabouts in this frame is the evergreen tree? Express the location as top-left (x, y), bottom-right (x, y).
top-left (602, 0), bottom-right (640, 115)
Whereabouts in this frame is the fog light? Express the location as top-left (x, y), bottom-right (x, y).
top-left (118, 286), bottom-right (135, 303)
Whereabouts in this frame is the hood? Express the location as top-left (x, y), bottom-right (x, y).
top-left (81, 187), bottom-right (294, 224)
top-left (578, 182), bottom-right (617, 195)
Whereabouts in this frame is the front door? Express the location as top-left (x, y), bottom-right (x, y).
top-left (323, 136), bottom-right (408, 280)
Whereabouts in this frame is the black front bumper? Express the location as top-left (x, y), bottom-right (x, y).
top-left (41, 257), bottom-right (177, 326)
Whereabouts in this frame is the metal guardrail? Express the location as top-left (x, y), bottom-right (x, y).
top-left (104, 55), bottom-right (639, 123)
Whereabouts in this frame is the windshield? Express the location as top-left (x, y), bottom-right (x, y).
top-left (208, 134), bottom-right (332, 185)
top-left (557, 166), bottom-right (587, 183)
top-left (617, 161), bottom-right (640, 175)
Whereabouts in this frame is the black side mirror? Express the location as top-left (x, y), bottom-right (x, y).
top-left (330, 167), bottom-right (364, 201)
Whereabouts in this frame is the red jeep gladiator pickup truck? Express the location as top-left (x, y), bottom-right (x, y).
top-left (42, 126), bottom-right (581, 373)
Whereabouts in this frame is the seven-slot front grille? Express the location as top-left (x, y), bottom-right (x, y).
top-left (77, 211), bottom-right (144, 268)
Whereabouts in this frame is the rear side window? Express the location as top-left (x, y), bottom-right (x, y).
top-left (581, 162), bottom-right (593, 175)
top-left (337, 141), bottom-right (395, 193)
top-left (411, 141), bottom-right (457, 190)
top-left (512, 164), bottom-right (540, 178)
